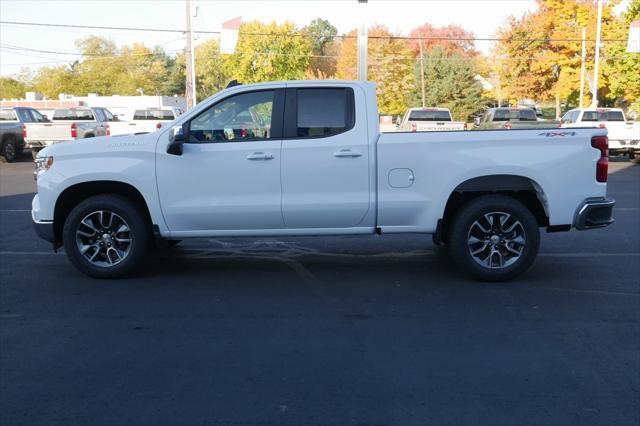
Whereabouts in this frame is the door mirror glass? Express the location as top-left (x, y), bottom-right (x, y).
top-left (167, 124), bottom-right (186, 155)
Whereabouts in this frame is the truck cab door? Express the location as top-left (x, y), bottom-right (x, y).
top-left (280, 86), bottom-right (373, 229)
top-left (156, 89), bottom-right (285, 233)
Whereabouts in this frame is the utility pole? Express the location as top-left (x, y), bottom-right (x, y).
top-left (579, 27), bottom-right (586, 108)
top-left (419, 38), bottom-right (425, 108)
top-left (591, 0), bottom-right (603, 108)
top-left (185, 0), bottom-right (197, 109)
top-left (357, 0), bottom-right (368, 81)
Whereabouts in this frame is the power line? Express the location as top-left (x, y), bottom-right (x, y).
top-left (0, 20), bottom-right (629, 43)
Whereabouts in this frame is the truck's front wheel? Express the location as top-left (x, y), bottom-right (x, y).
top-left (448, 195), bottom-right (540, 281)
top-left (63, 195), bottom-right (149, 278)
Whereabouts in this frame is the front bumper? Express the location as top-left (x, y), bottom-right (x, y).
top-left (574, 197), bottom-right (615, 230)
top-left (32, 218), bottom-right (55, 243)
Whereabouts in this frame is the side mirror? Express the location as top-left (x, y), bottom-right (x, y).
top-left (167, 124), bottom-right (186, 156)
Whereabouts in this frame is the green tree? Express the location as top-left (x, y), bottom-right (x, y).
top-left (336, 25), bottom-right (415, 115)
top-left (227, 20), bottom-right (312, 83)
top-left (303, 18), bottom-right (339, 78)
top-left (0, 77), bottom-right (28, 99)
top-left (604, 0), bottom-right (640, 110)
top-left (194, 39), bottom-right (229, 101)
top-left (32, 64), bottom-right (80, 98)
top-left (414, 46), bottom-right (485, 121)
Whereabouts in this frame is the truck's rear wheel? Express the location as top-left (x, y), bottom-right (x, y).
top-left (448, 195), bottom-right (540, 281)
top-left (1, 138), bottom-right (17, 163)
top-left (63, 194), bottom-right (149, 278)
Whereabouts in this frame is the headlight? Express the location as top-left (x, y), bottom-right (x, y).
top-left (34, 156), bottom-right (54, 180)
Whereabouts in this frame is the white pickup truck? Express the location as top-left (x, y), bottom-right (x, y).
top-left (397, 108), bottom-right (466, 132)
top-left (108, 107), bottom-right (184, 135)
top-left (32, 80), bottom-right (614, 281)
top-left (560, 108), bottom-right (640, 158)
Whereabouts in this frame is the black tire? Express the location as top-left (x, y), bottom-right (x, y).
top-left (448, 195), bottom-right (540, 282)
top-left (63, 194), bottom-right (150, 278)
top-left (167, 240), bottom-right (182, 248)
top-left (1, 138), bottom-right (17, 163)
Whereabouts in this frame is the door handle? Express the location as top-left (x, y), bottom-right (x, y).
top-left (246, 152), bottom-right (274, 160)
top-left (333, 149), bottom-right (362, 158)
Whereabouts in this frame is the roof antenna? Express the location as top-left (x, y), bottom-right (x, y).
top-left (226, 80), bottom-right (242, 89)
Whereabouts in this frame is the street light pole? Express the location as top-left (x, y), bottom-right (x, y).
top-left (419, 38), bottom-right (425, 108)
top-left (579, 27), bottom-right (586, 108)
top-left (357, 0), bottom-right (368, 81)
top-left (185, 0), bottom-right (197, 108)
top-left (591, 0), bottom-right (603, 108)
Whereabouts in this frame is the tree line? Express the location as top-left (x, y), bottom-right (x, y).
top-left (1, 0), bottom-right (638, 120)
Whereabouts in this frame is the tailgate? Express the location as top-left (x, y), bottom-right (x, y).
top-left (416, 122), bottom-right (465, 131)
top-left (26, 122), bottom-right (71, 141)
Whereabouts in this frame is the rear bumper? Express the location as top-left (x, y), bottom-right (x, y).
top-left (574, 197), bottom-right (615, 230)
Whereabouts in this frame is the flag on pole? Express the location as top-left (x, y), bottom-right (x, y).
top-left (221, 17), bottom-right (241, 54)
top-left (627, 20), bottom-right (640, 53)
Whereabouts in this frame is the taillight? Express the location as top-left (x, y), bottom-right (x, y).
top-left (411, 123), bottom-right (417, 132)
top-left (463, 122), bottom-right (468, 130)
top-left (591, 135), bottom-right (608, 183)
top-left (70, 123), bottom-right (77, 138)
top-left (241, 127), bottom-right (247, 138)
top-left (503, 122), bottom-right (512, 129)
top-left (598, 123), bottom-right (606, 128)
top-left (156, 122), bottom-right (162, 130)
top-left (22, 124), bottom-right (27, 138)
top-left (106, 124), bottom-right (110, 136)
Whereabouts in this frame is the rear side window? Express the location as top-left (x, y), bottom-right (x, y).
top-left (408, 110), bottom-right (452, 121)
top-left (94, 109), bottom-right (106, 122)
top-left (607, 111), bottom-right (624, 121)
top-left (295, 88), bottom-right (354, 138)
top-left (53, 109), bottom-right (94, 120)
top-left (519, 109), bottom-right (537, 121)
top-left (0, 110), bottom-right (18, 121)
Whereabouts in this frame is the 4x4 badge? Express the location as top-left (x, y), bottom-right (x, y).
top-left (538, 131), bottom-right (577, 137)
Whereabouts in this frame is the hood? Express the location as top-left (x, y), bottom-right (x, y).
top-left (38, 132), bottom-right (157, 159)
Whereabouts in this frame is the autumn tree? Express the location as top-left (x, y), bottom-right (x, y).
top-left (227, 20), bottom-right (311, 83)
top-left (408, 23), bottom-right (478, 56)
top-left (603, 0), bottom-right (640, 112)
top-left (336, 25), bottom-right (415, 115)
top-left (0, 77), bottom-right (29, 100)
top-left (494, 0), bottom-right (620, 117)
top-left (303, 18), bottom-right (339, 78)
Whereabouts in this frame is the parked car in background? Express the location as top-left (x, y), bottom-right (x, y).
top-left (25, 107), bottom-right (112, 159)
top-left (476, 107), bottom-right (559, 130)
top-left (560, 108), bottom-right (640, 158)
top-left (397, 108), bottom-right (466, 132)
top-left (0, 107), bottom-right (49, 162)
top-left (32, 80), bottom-right (614, 282)
top-left (108, 107), bottom-right (183, 135)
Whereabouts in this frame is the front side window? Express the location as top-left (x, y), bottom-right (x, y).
top-left (102, 109), bottom-right (116, 121)
top-left (28, 109), bottom-right (48, 122)
top-left (296, 88), bottom-right (353, 137)
top-left (188, 90), bottom-right (274, 143)
top-left (561, 111), bottom-right (574, 124)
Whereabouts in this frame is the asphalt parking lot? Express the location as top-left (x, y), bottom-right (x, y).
top-left (1, 155), bottom-right (638, 426)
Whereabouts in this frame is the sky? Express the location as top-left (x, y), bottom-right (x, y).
top-left (0, 0), bottom-right (630, 77)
